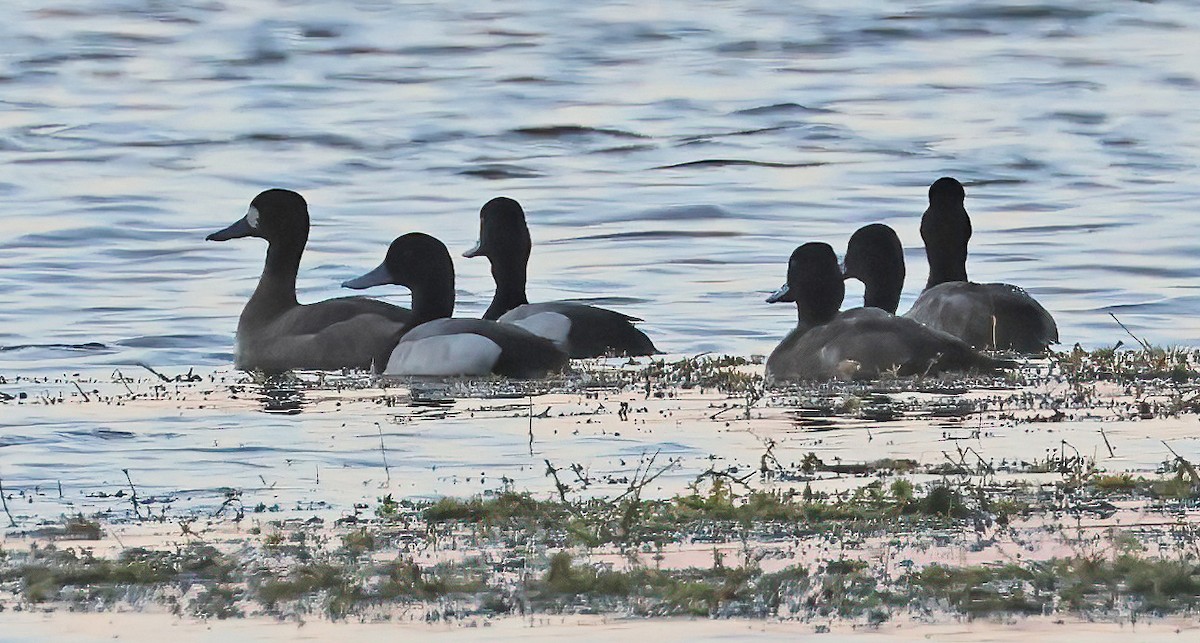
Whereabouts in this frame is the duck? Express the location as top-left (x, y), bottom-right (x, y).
top-left (765, 242), bottom-right (1002, 382)
top-left (207, 189), bottom-right (411, 372)
top-left (903, 177), bottom-right (1058, 353)
top-left (343, 232), bottom-right (568, 378)
top-left (462, 197), bottom-right (658, 358)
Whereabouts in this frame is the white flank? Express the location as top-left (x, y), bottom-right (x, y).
top-left (384, 333), bottom-right (502, 376)
top-left (501, 310), bottom-right (571, 350)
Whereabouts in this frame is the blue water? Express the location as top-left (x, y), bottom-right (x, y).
top-left (1, 1), bottom-right (1199, 374)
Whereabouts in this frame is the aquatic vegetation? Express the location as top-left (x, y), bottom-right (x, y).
top-left (3, 543), bottom-right (234, 605)
top-left (8, 530), bottom-right (1198, 623)
top-left (4, 344), bottom-right (1200, 629)
top-left (1053, 343), bottom-right (1200, 384)
top-left (911, 554), bottom-right (1200, 615)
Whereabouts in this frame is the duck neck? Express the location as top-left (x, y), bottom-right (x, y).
top-left (243, 237), bottom-right (303, 323)
top-left (796, 279), bottom-right (843, 328)
top-left (797, 304), bottom-right (837, 328)
top-left (921, 203), bottom-right (972, 290)
top-left (410, 279), bottom-right (456, 326)
top-left (862, 275), bottom-right (902, 314)
top-left (483, 256), bottom-right (529, 320)
top-left (924, 245), bottom-right (969, 289)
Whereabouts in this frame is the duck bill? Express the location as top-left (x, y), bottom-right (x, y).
top-left (206, 217), bottom-right (254, 242)
top-left (342, 263), bottom-right (392, 290)
top-left (462, 238), bottom-right (484, 258)
top-left (765, 283), bottom-right (794, 303)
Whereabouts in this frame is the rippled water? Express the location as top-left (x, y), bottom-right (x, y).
top-left (2, 2), bottom-right (1200, 519)
top-left (0, 0), bottom-right (1198, 374)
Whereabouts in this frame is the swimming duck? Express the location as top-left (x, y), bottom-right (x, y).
top-left (765, 242), bottom-right (1001, 381)
top-left (462, 197), bottom-right (658, 358)
top-left (343, 232), bottom-right (568, 378)
top-left (207, 189), bottom-right (411, 372)
top-left (904, 177), bottom-right (1058, 353)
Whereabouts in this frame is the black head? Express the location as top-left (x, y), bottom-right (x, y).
top-left (928, 176), bottom-right (966, 205)
top-left (463, 197), bottom-right (531, 261)
top-left (207, 189), bottom-right (310, 244)
top-left (767, 242), bottom-right (844, 325)
top-left (343, 232), bottom-right (454, 292)
top-left (843, 224), bottom-right (904, 282)
top-left (920, 177), bottom-right (972, 288)
top-left (843, 223), bottom-right (905, 313)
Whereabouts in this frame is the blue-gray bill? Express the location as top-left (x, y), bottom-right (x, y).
top-left (342, 263), bottom-right (392, 290)
top-left (206, 217), bottom-right (254, 242)
top-left (766, 283), bottom-right (791, 303)
top-left (462, 239), bottom-right (483, 258)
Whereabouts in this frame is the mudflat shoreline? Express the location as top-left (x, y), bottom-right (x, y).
top-left (2, 350), bottom-right (1199, 636)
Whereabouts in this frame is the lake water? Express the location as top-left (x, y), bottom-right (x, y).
top-left (1, 2), bottom-right (1200, 521)
top-left (1, 0), bottom-right (1199, 375)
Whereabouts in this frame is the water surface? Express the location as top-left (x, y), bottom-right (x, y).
top-left (2, 1), bottom-right (1200, 519)
top-left (1, 0), bottom-right (1198, 373)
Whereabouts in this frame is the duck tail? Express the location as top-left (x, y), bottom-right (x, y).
top-left (979, 352), bottom-right (1020, 372)
top-left (629, 328), bottom-right (661, 357)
